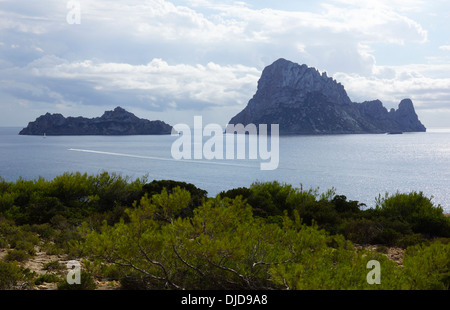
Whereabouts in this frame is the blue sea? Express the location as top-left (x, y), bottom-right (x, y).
top-left (1, 126), bottom-right (449, 212)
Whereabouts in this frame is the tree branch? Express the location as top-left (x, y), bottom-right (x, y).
top-left (173, 245), bottom-right (205, 277)
top-left (208, 259), bottom-right (252, 289)
top-left (137, 243), bottom-right (182, 290)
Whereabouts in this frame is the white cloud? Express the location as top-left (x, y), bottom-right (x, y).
top-left (32, 46), bottom-right (44, 53)
top-left (439, 45), bottom-right (450, 51)
top-left (329, 0), bottom-right (426, 12)
top-left (24, 56), bottom-right (261, 109)
top-left (334, 63), bottom-right (450, 111)
top-left (320, 2), bottom-right (428, 45)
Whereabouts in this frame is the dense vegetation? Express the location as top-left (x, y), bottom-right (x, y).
top-left (0, 172), bottom-right (449, 290)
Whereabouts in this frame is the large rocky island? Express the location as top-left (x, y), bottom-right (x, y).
top-left (229, 58), bottom-right (426, 135)
top-left (19, 107), bottom-right (173, 136)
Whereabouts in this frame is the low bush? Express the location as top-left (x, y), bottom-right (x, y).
top-left (43, 260), bottom-right (64, 271)
top-left (376, 191), bottom-right (450, 238)
top-left (57, 271), bottom-right (97, 290)
top-left (4, 249), bottom-right (31, 262)
top-left (0, 260), bottom-right (33, 289)
top-left (402, 241), bottom-right (450, 289)
top-left (34, 273), bottom-right (61, 286)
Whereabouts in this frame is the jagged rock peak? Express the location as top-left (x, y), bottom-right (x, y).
top-left (398, 99), bottom-right (415, 112)
top-left (228, 58), bottom-right (426, 135)
top-left (100, 106), bottom-right (139, 121)
top-left (256, 58), bottom-right (352, 106)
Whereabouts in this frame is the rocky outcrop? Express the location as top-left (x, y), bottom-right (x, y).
top-left (229, 58), bottom-right (426, 135)
top-left (19, 107), bottom-right (173, 136)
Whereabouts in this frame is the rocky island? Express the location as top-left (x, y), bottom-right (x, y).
top-left (229, 58), bottom-right (426, 135)
top-left (19, 107), bottom-right (173, 136)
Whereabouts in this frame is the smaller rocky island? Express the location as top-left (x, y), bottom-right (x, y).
top-left (19, 107), bottom-right (173, 136)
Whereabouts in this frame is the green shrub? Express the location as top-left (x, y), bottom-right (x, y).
top-left (222, 182), bottom-right (345, 234)
top-left (142, 180), bottom-right (207, 218)
top-left (376, 191), bottom-right (450, 238)
top-left (44, 260), bottom-right (64, 271)
top-left (0, 261), bottom-right (25, 289)
top-left (88, 171), bottom-right (146, 214)
top-left (0, 172), bottom-right (147, 226)
top-left (53, 229), bottom-right (82, 253)
top-left (5, 249), bottom-right (31, 262)
top-left (342, 218), bottom-right (379, 245)
top-left (57, 271), bottom-right (97, 290)
top-left (246, 181), bottom-right (299, 217)
top-left (39, 241), bottom-right (64, 256)
top-left (13, 240), bottom-right (36, 256)
top-left (120, 275), bottom-right (152, 290)
top-left (0, 218), bottom-right (18, 239)
top-left (402, 241), bottom-right (450, 289)
top-left (35, 273), bottom-right (61, 285)
top-left (28, 223), bottom-right (57, 240)
top-left (398, 234), bottom-right (428, 248)
top-left (3, 225), bottom-right (40, 252)
top-left (295, 199), bottom-right (340, 233)
top-left (332, 195), bottom-right (363, 214)
top-left (372, 228), bottom-right (403, 247)
top-left (0, 237), bottom-right (8, 248)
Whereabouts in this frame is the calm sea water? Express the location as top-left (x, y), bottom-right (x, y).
top-left (1, 127), bottom-right (449, 212)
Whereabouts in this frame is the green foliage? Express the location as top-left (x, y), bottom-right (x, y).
top-left (0, 172), bottom-right (147, 226)
top-left (142, 180), bottom-right (207, 218)
top-left (376, 191), bottom-right (450, 237)
top-left (342, 218), bottom-right (379, 245)
top-left (79, 187), bottom-right (449, 290)
top-left (332, 195), bottom-right (364, 214)
top-left (402, 241), bottom-right (450, 289)
top-left (270, 237), bottom-right (403, 290)
top-left (1, 174), bottom-right (450, 290)
top-left (145, 186), bottom-right (192, 223)
top-left (0, 237), bottom-right (7, 248)
top-left (397, 233), bottom-right (429, 248)
top-left (0, 218), bottom-right (40, 259)
top-left (57, 271), bottom-right (97, 290)
top-left (27, 223), bottom-right (58, 240)
top-left (34, 273), bottom-right (61, 286)
top-left (79, 187), bottom-right (193, 289)
top-left (4, 249), bottom-right (32, 262)
top-left (221, 182), bottom-right (366, 236)
top-left (43, 260), bottom-right (64, 271)
top-left (0, 261), bottom-right (30, 289)
top-left (169, 196), bottom-right (287, 289)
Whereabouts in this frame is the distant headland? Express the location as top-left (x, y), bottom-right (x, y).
top-left (19, 107), bottom-right (173, 136)
top-left (229, 58), bottom-right (427, 135)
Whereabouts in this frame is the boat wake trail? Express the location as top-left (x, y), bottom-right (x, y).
top-left (67, 148), bottom-right (259, 169)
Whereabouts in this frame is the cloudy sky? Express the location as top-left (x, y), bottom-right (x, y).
top-left (1, 0), bottom-right (450, 128)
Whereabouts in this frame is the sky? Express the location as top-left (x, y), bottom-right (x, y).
top-left (1, 0), bottom-right (450, 128)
